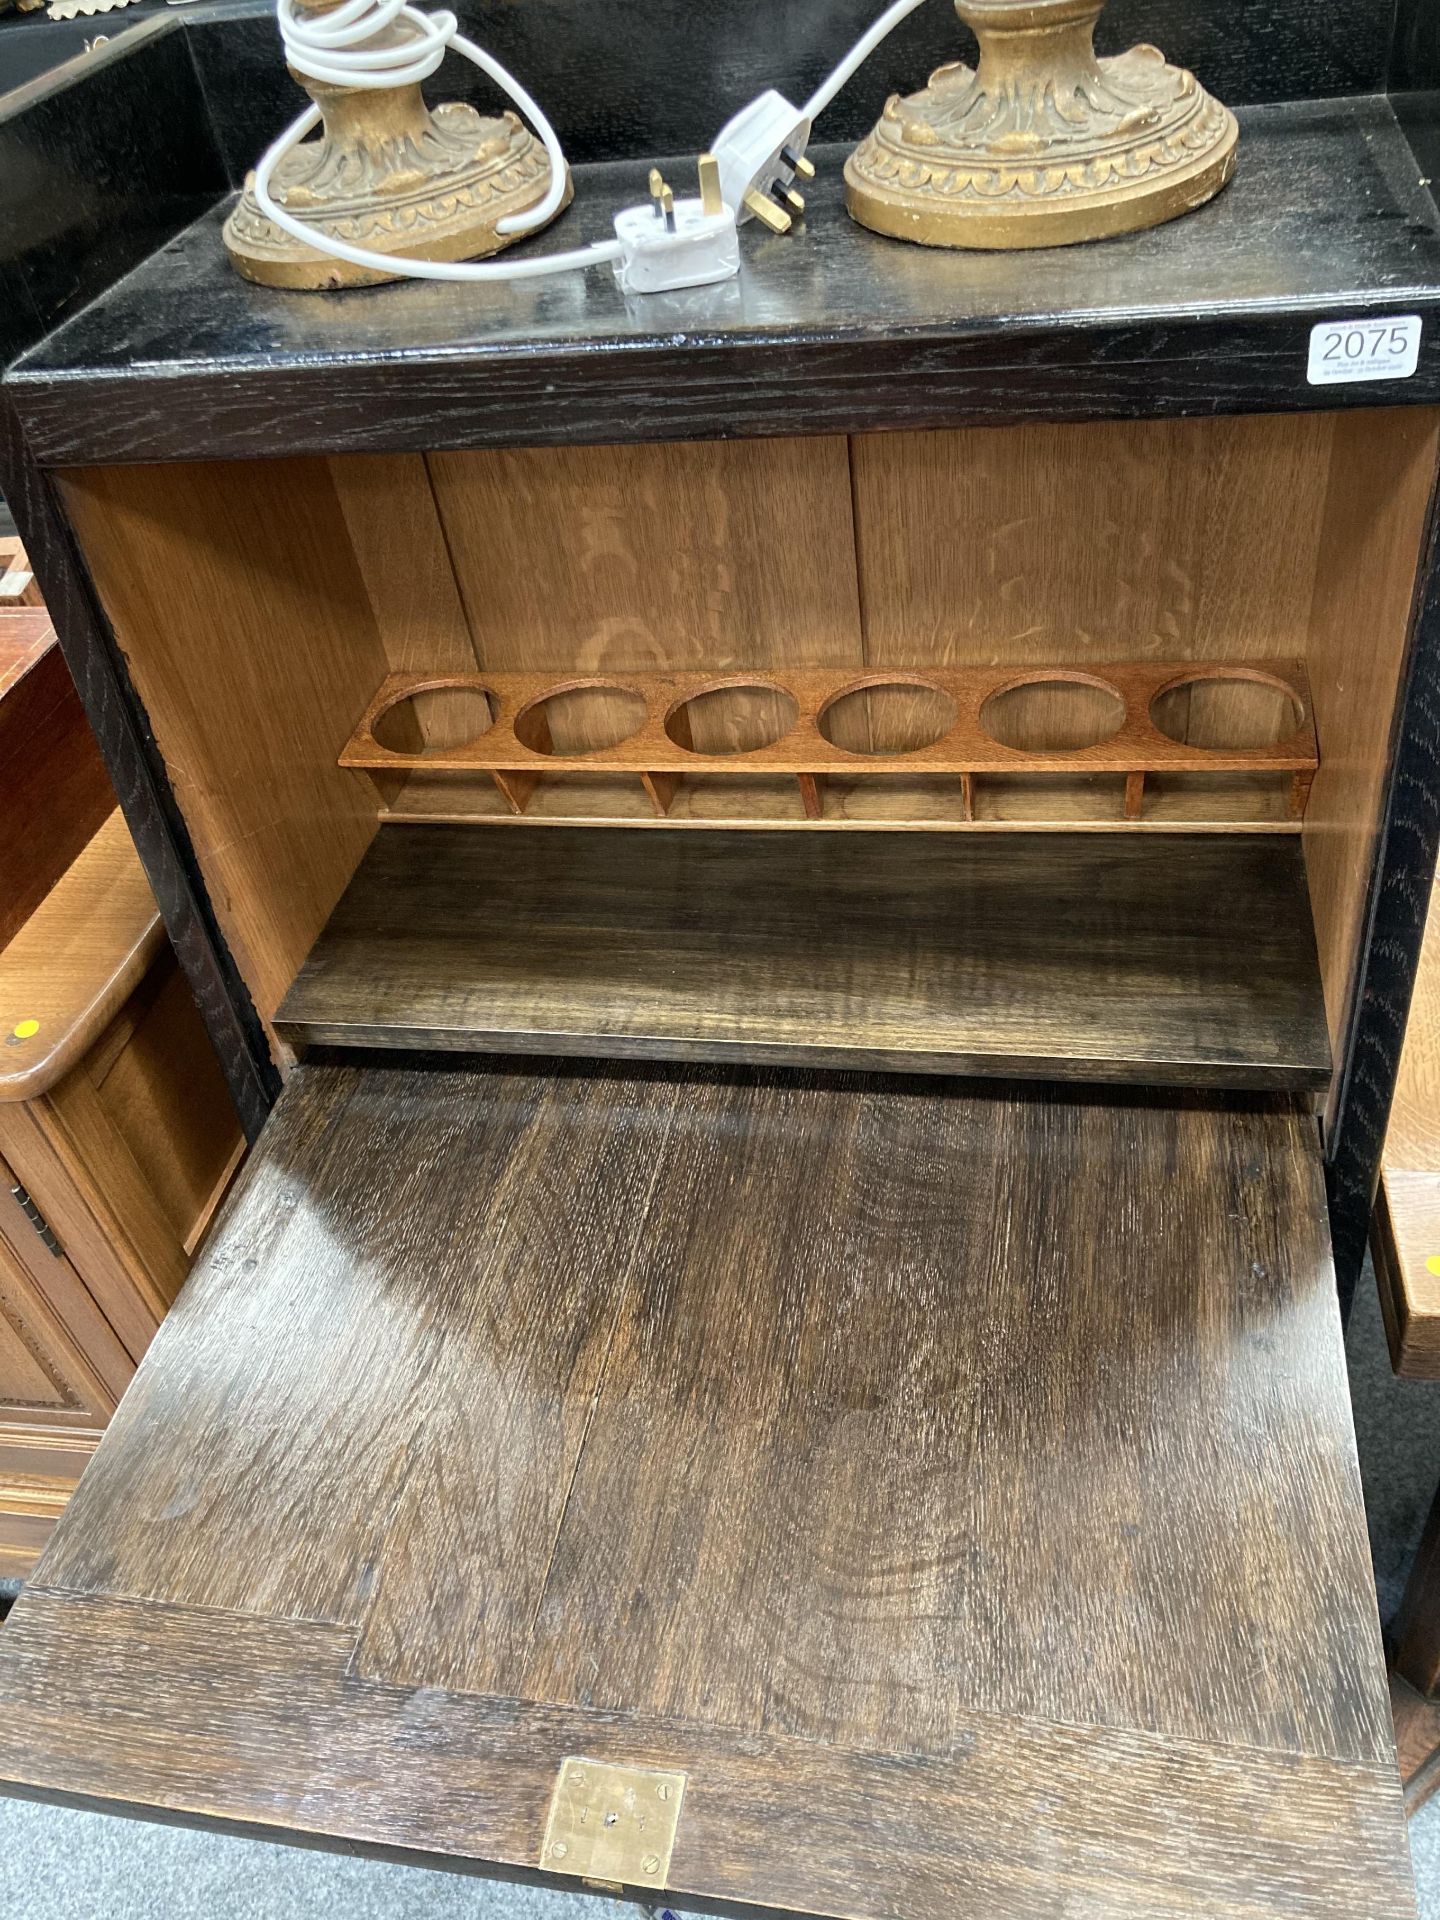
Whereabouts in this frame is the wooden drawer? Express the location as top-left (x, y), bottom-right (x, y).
top-left (0, 1172), bottom-right (128, 1576)
top-left (0, 1058), bottom-right (1414, 1918)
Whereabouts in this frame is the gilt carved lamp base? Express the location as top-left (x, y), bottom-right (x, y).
top-left (224, 76), bottom-right (569, 291)
top-left (845, 0), bottom-right (1238, 251)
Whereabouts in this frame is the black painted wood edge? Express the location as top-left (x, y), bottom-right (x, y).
top-left (0, 399), bottom-right (280, 1137)
top-left (15, 302), bottom-right (1440, 468)
top-left (0, 11), bottom-right (180, 118)
top-left (1325, 463), bottom-right (1440, 1318)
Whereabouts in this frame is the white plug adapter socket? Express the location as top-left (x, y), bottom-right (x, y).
top-left (612, 198), bottom-right (740, 295)
top-left (711, 89), bottom-right (813, 228)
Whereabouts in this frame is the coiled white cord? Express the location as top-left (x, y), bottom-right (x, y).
top-left (252, 0), bottom-right (621, 281)
top-left (250, 0), bottom-right (937, 286)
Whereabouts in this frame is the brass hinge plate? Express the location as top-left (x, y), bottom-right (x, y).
top-left (540, 1757), bottom-right (686, 1891)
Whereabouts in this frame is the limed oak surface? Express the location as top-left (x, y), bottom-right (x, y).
top-left (0, 1060), bottom-right (1414, 1916)
top-left (276, 826), bottom-right (1331, 1089)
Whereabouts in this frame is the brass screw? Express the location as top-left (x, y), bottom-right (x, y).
top-left (656, 1784), bottom-right (670, 1801)
top-left (552, 1842), bottom-right (568, 1859)
top-left (641, 1855), bottom-right (660, 1874)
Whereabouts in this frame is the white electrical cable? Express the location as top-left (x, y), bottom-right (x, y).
top-left (802, 0), bottom-right (931, 121)
top-left (251, 0), bottom-right (934, 285)
top-left (252, 0), bottom-right (620, 280)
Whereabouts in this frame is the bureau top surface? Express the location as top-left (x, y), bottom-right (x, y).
top-left (11, 94), bottom-right (1440, 462)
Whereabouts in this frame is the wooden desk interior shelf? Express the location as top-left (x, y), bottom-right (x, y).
top-left (344, 658), bottom-right (1318, 831)
top-left (275, 825), bottom-right (1331, 1090)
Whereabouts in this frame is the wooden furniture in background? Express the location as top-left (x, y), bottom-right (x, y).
top-left (1374, 846), bottom-right (1440, 1814)
top-left (1374, 875), bottom-right (1440, 1380)
top-left (0, 538), bottom-right (41, 609)
top-left (0, 817), bottom-right (244, 1579)
top-left (343, 657), bottom-right (1319, 828)
top-left (1391, 1487), bottom-right (1440, 1816)
top-left (0, 614), bottom-right (243, 1577)
top-left (0, 1062), bottom-right (1413, 1920)
top-left (0, 601), bottom-right (111, 951)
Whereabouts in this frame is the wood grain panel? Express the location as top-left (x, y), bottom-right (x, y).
top-left (1303, 407), bottom-right (1440, 1065)
top-left (426, 439), bottom-right (864, 752)
top-left (0, 1061), bottom-right (1412, 1915)
top-left (1396, 1486), bottom-right (1440, 1701)
top-left (371, 1075), bottom-right (1380, 1764)
top-left (275, 826), bottom-right (1331, 1090)
top-left (0, 813), bottom-right (163, 1103)
top-left (86, 964), bottom-right (241, 1256)
top-left (0, 1310), bottom-right (67, 1410)
top-left (1373, 858), bottom-right (1440, 1377)
top-left (0, 1426), bottom-right (101, 1581)
top-left (58, 461), bottom-right (389, 1025)
top-left (0, 627), bottom-right (113, 953)
top-left (1390, 1669), bottom-right (1440, 1814)
top-left (850, 414), bottom-right (1333, 656)
top-left (0, 608), bottom-right (52, 697)
top-left (1374, 1174), bottom-right (1440, 1378)
top-left (0, 1169), bottom-right (127, 1571)
top-left (0, 1178), bottom-right (130, 1413)
top-left (30, 1066), bottom-right (662, 1626)
top-left (0, 1591), bottom-right (1416, 1920)
top-left (328, 454), bottom-right (480, 747)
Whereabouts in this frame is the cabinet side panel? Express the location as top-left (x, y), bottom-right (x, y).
top-left (58, 461), bottom-right (389, 1026)
top-left (1303, 407), bottom-right (1440, 1073)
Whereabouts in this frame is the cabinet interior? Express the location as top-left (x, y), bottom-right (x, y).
top-left (58, 404), bottom-right (1440, 1096)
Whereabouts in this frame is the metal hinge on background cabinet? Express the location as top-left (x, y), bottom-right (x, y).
top-left (0, 1154), bottom-right (61, 1257)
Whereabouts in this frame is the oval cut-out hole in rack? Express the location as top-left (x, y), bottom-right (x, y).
top-left (1149, 674), bottom-right (1306, 751)
top-left (515, 683), bottom-right (649, 757)
top-left (979, 675), bottom-right (1126, 754)
top-left (664, 683), bottom-right (800, 756)
top-left (372, 684), bottom-right (498, 755)
top-left (817, 679), bottom-right (958, 756)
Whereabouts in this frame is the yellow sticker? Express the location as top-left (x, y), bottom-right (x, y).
top-left (1427, 1255), bottom-right (1440, 1279)
top-left (11, 1020), bottom-right (38, 1040)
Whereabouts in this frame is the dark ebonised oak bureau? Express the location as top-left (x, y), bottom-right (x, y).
top-left (3, 4), bottom-right (1440, 1913)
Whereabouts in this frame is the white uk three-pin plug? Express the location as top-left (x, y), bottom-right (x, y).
top-left (613, 155), bottom-right (740, 294)
top-left (711, 90), bottom-right (815, 234)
